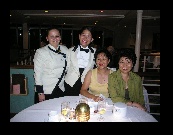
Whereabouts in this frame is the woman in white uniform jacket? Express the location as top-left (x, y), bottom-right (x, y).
top-left (64, 26), bottom-right (96, 96)
top-left (33, 28), bottom-right (68, 103)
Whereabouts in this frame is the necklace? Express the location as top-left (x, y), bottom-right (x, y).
top-left (122, 74), bottom-right (129, 82)
top-left (122, 76), bottom-right (129, 89)
top-left (102, 77), bottom-right (106, 82)
top-left (97, 69), bottom-right (108, 83)
top-left (99, 74), bottom-right (106, 81)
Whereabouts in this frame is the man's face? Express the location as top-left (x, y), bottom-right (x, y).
top-left (107, 46), bottom-right (114, 54)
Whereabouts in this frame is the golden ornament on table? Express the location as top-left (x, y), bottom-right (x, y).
top-left (75, 103), bottom-right (90, 122)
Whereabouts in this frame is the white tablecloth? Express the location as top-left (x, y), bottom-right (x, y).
top-left (10, 96), bottom-right (157, 122)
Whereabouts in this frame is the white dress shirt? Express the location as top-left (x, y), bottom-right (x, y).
top-left (77, 46), bottom-right (90, 68)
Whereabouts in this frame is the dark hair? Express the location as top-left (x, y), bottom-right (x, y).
top-left (117, 48), bottom-right (137, 67)
top-left (79, 26), bottom-right (94, 36)
top-left (94, 47), bottom-right (112, 63)
top-left (79, 26), bottom-right (95, 46)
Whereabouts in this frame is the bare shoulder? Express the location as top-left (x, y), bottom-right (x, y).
top-left (87, 70), bottom-right (92, 75)
top-left (84, 70), bottom-right (92, 79)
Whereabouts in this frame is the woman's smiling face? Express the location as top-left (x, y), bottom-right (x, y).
top-left (96, 52), bottom-right (110, 69)
top-left (118, 57), bottom-right (133, 73)
top-left (79, 29), bottom-right (93, 48)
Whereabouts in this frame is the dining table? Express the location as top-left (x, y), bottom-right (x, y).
top-left (10, 96), bottom-right (157, 122)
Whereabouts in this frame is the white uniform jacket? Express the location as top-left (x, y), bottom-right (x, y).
top-left (33, 44), bottom-right (68, 94)
top-left (65, 45), bottom-right (96, 87)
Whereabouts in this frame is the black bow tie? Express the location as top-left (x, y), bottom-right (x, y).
top-left (80, 47), bottom-right (89, 53)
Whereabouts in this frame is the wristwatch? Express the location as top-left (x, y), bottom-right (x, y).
top-left (38, 93), bottom-right (43, 95)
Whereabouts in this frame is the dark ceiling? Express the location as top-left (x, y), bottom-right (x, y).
top-left (10, 10), bottom-right (160, 29)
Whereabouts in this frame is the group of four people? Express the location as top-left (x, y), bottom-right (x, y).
top-left (33, 26), bottom-right (146, 111)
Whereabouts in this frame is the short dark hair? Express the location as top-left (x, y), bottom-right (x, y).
top-left (79, 26), bottom-right (94, 36)
top-left (79, 26), bottom-right (95, 47)
top-left (118, 48), bottom-right (137, 67)
top-left (94, 47), bottom-right (112, 63)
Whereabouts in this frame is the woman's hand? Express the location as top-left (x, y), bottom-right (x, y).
top-left (132, 102), bottom-right (147, 111)
top-left (93, 96), bottom-right (103, 102)
top-left (38, 94), bottom-right (45, 102)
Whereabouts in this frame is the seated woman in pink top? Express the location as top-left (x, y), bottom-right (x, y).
top-left (80, 48), bottom-right (114, 102)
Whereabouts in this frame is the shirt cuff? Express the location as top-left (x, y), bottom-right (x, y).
top-left (35, 85), bottom-right (43, 93)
